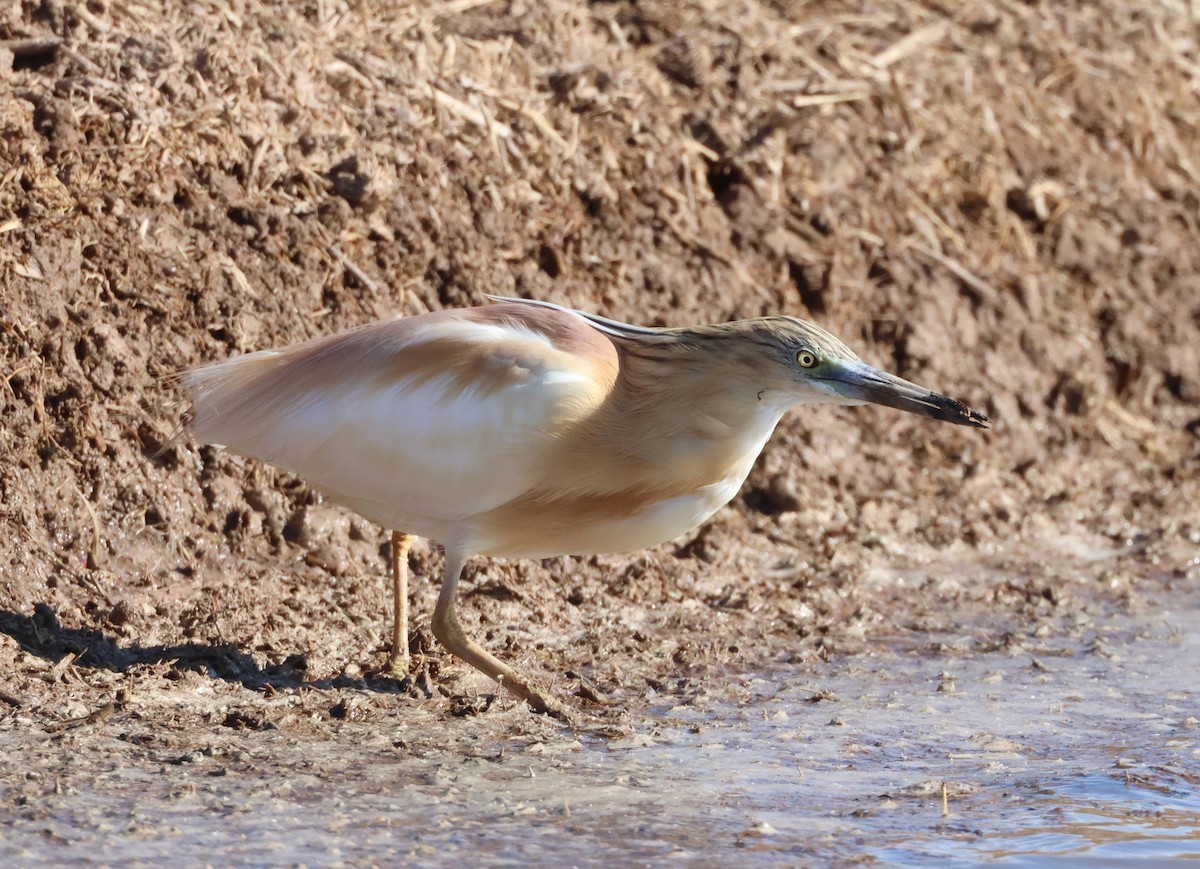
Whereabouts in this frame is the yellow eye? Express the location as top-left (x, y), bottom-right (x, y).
top-left (797, 350), bottom-right (818, 368)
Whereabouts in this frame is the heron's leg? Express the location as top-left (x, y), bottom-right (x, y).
top-left (431, 549), bottom-right (570, 721)
top-left (386, 531), bottom-right (414, 678)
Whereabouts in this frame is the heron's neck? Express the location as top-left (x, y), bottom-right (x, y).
top-left (616, 350), bottom-right (788, 485)
top-left (543, 341), bottom-right (788, 502)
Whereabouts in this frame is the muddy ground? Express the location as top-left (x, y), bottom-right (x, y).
top-left (1, 0), bottom-right (1198, 863)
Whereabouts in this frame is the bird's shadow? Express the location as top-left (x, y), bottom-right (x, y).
top-left (0, 603), bottom-right (409, 695)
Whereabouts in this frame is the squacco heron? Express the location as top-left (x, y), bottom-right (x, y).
top-left (184, 297), bottom-right (988, 717)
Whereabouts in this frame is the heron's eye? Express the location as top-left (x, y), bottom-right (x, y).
top-left (797, 350), bottom-right (818, 369)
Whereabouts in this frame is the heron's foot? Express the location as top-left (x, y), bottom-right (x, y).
top-left (542, 700), bottom-right (576, 725)
top-left (384, 652), bottom-right (411, 682)
top-left (526, 691), bottom-right (575, 724)
top-left (501, 674), bottom-right (575, 724)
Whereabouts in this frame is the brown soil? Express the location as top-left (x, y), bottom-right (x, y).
top-left (1, 0), bottom-right (1197, 852)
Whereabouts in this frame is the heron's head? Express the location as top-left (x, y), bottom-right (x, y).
top-left (710, 317), bottom-right (990, 428)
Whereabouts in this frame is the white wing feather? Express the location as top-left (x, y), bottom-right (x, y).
top-left (185, 314), bottom-right (608, 538)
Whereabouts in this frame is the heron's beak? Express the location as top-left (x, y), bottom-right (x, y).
top-left (824, 361), bottom-right (990, 429)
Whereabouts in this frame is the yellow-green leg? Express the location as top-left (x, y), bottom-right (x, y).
top-left (431, 548), bottom-right (571, 721)
top-left (387, 531), bottom-right (414, 678)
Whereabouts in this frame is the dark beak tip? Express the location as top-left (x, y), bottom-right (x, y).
top-left (959, 404), bottom-right (991, 429)
top-left (940, 395), bottom-right (991, 429)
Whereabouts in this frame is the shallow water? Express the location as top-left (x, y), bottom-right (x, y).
top-left (3, 584), bottom-right (1198, 867)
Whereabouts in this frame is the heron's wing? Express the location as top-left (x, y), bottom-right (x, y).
top-left (183, 304), bottom-right (619, 525)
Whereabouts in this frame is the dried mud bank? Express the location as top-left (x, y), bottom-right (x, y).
top-left (1, 0), bottom-right (1197, 826)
